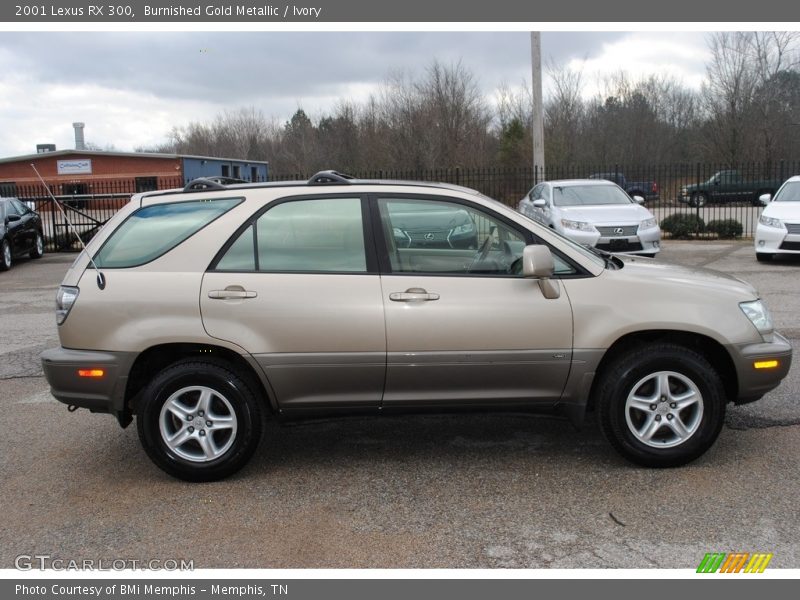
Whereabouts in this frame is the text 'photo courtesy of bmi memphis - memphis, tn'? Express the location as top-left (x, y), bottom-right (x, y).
top-left (39, 171), bottom-right (792, 481)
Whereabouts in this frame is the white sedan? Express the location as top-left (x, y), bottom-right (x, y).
top-left (518, 179), bottom-right (661, 256)
top-left (755, 175), bottom-right (800, 262)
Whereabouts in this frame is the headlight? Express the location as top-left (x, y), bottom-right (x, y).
top-left (639, 217), bottom-right (657, 230)
top-left (55, 286), bottom-right (80, 325)
top-left (680, 187), bottom-right (687, 195)
top-left (759, 215), bottom-right (784, 229)
top-left (740, 300), bottom-right (774, 337)
top-left (450, 222), bottom-right (475, 236)
top-left (560, 219), bottom-right (596, 232)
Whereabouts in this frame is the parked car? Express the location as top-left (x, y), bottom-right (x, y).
top-left (678, 170), bottom-right (784, 207)
top-left (754, 175), bottom-right (800, 262)
top-left (41, 171), bottom-right (791, 481)
top-left (589, 172), bottom-right (659, 202)
top-left (0, 197), bottom-right (44, 271)
top-left (518, 179), bottom-right (661, 256)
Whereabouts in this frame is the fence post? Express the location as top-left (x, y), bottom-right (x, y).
top-left (695, 162), bottom-right (702, 236)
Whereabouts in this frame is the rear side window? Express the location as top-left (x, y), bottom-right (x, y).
top-left (95, 198), bottom-right (242, 268)
top-left (214, 197), bottom-right (367, 273)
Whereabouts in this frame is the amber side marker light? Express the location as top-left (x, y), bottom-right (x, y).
top-left (77, 369), bottom-right (105, 378)
top-left (753, 360), bottom-right (779, 370)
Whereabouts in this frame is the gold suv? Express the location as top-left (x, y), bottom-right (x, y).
top-left (41, 172), bottom-right (792, 481)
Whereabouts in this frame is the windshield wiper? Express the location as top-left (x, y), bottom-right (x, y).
top-left (582, 244), bottom-right (622, 269)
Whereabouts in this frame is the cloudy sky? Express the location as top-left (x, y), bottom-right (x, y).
top-left (0, 31), bottom-right (711, 157)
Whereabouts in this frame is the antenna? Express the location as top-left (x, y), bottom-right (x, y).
top-left (30, 164), bottom-right (106, 290)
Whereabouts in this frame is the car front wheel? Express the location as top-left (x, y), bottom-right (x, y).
top-left (136, 359), bottom-right (264, 481)
top-left (690, 192), bottom-right (707, 207)
top-left (596, 343), bottom-right (725, 467)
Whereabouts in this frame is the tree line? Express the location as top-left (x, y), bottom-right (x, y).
top-left (142, 32), bottom-right (800, 176)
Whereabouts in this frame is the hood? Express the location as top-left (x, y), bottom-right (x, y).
top-left (762, 202), bottom-right (800, 221)
top-left (557, 203), bottom-right (652, 224)
top-left (616, 255), bottom-right (758, 298)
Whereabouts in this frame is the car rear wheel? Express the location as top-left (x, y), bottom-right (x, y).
top-left (756, 252), bottom-right (774, 262)
top-left (596, 343), bottom-right (725, 467)
top-left (30, 231), bottom-right (44, 259)
top-left (136, 359), bottom-right (263, 481)
top-left (0, 239), bottom-right (11, 271)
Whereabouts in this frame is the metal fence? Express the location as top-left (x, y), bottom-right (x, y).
top-left (10, 161), bottom-right (800, 251)
top-left (12, 178), bottom-right (183, 251)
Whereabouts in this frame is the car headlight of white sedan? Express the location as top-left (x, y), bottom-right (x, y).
top-left (639, 217), bottom-right (658, 230)
top-left (560, 219), bottom-right (596, 232)
top-left (759, 215), bottom-right (785, 229)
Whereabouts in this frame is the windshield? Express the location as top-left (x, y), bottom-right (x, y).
top-left (773, 181), bottom-right (800, 202)
top-left (553, 185), bottom-right (633, 207)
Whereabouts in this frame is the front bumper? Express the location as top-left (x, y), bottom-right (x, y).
top-left (729, 332), bottom-right (793, 404)
top-left (560, 225), bottom-right (661, 255)
top-left (41, 348), bottom-right (137, 422)
top-left (754, 223), bottom-right (800, 255)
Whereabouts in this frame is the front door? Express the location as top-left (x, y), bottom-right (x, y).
top-left (374, 195), bottom-right (574, 408)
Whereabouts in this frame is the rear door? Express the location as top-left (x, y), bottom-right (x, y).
top-left (200, 195), bottom-right (386, 410)
top-left (373, 194), bottom-right (574, 408)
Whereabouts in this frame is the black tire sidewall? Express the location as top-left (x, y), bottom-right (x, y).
top-left (30, 232), bottom-right (44, 258)
top-left (137, 361), bottom-right (261, 481)
top-left (1, 239), bottom-right (11, 271)
top-left (599, 347), bottom-right (725, 467)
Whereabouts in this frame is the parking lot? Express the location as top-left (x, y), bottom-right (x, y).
top-left (0, 242), bottom-right (798, 569)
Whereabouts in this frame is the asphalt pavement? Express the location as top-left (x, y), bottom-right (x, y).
top-left (0, 243), bottom-right (798, 569)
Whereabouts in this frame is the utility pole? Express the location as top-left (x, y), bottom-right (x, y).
top-left (531, 32), bottom-right (545, 183)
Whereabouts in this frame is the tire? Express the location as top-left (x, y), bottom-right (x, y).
top-left (756, 252), bottom-right (774, 262)
top-left (29, 231), bottom-right (44, 259)
top-left (596, 343), bottom-right (725, 468)
top-left (0, 239), bottom-right (11, 271)
top-left (136, 359), bottom-right (264, 482)
top-left (690, 192), bottom-right (707, 208)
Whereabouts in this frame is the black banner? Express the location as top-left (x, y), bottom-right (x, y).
top-left (0, 0), bottom-right (793, 22)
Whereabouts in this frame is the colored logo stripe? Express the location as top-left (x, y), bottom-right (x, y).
top-left (744, 553), bottom-right (773, 573)
top-left (697, 552), bottom-right (773, 573)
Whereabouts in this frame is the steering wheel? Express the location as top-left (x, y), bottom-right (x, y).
top-left (467, 235), bottom-right (493, 271)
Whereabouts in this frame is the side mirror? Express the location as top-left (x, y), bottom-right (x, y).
top-left (532, 199), bottom-right (546, 208)
top-left (6, 214), bottom-right (21, 223)
top-left (759, 193), bottom-right (771, 206)
top-left (632, 195), bottom-right (645, 204)
top-left (522, 245), bottom-right (560, 299)
top-left (713, 178), bottom-right (720, 185)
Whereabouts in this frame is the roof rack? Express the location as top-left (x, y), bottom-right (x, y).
top-left (308, 170), bottom-right (355, 185)
top-left (183, 177), bottom-right (228, 192)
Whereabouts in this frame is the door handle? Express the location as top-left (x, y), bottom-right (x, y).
top-left (389, 287), bottom-right (440, 302)
top-left (208, 285), bottom-right (257, 300)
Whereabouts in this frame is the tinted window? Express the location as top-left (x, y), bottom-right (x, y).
top-left (378, 197), bottom-right (528, 276)
top-left (95, 198), bottom-right (241, 268)
top-left (216, 197), bottom-right (367, 273)
top-left (5, 200), bottom-right (20, 216)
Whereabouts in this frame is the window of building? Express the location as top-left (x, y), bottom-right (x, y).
top-left (135, 177), bottom-right (158, 193)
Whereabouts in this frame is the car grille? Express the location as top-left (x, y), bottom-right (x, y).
top-left (779, 241), bottom-right (800, 250)
top-left (409, 231), bottom-right (447, 242)
top-left (785, 223), bottom-right (800, 234)
top-left (596, 225), bottom-right (639, 237)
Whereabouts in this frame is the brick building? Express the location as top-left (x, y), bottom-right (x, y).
top-left (0, 150), bottom-right (269, 198)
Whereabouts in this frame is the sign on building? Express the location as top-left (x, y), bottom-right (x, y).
top-left (57, 159), bottom-right (92, 175)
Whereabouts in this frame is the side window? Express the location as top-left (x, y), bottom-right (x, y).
top-left (378, 197), bottom-right (527, 276)
top-left (215, 197), bottom-right (367, 273)
top-left (94, 197), bottom-right (242, 268)
top-left (531, 184), bottom-right (544, 201)
top-left (5, 201), bottom-right (21, 217)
